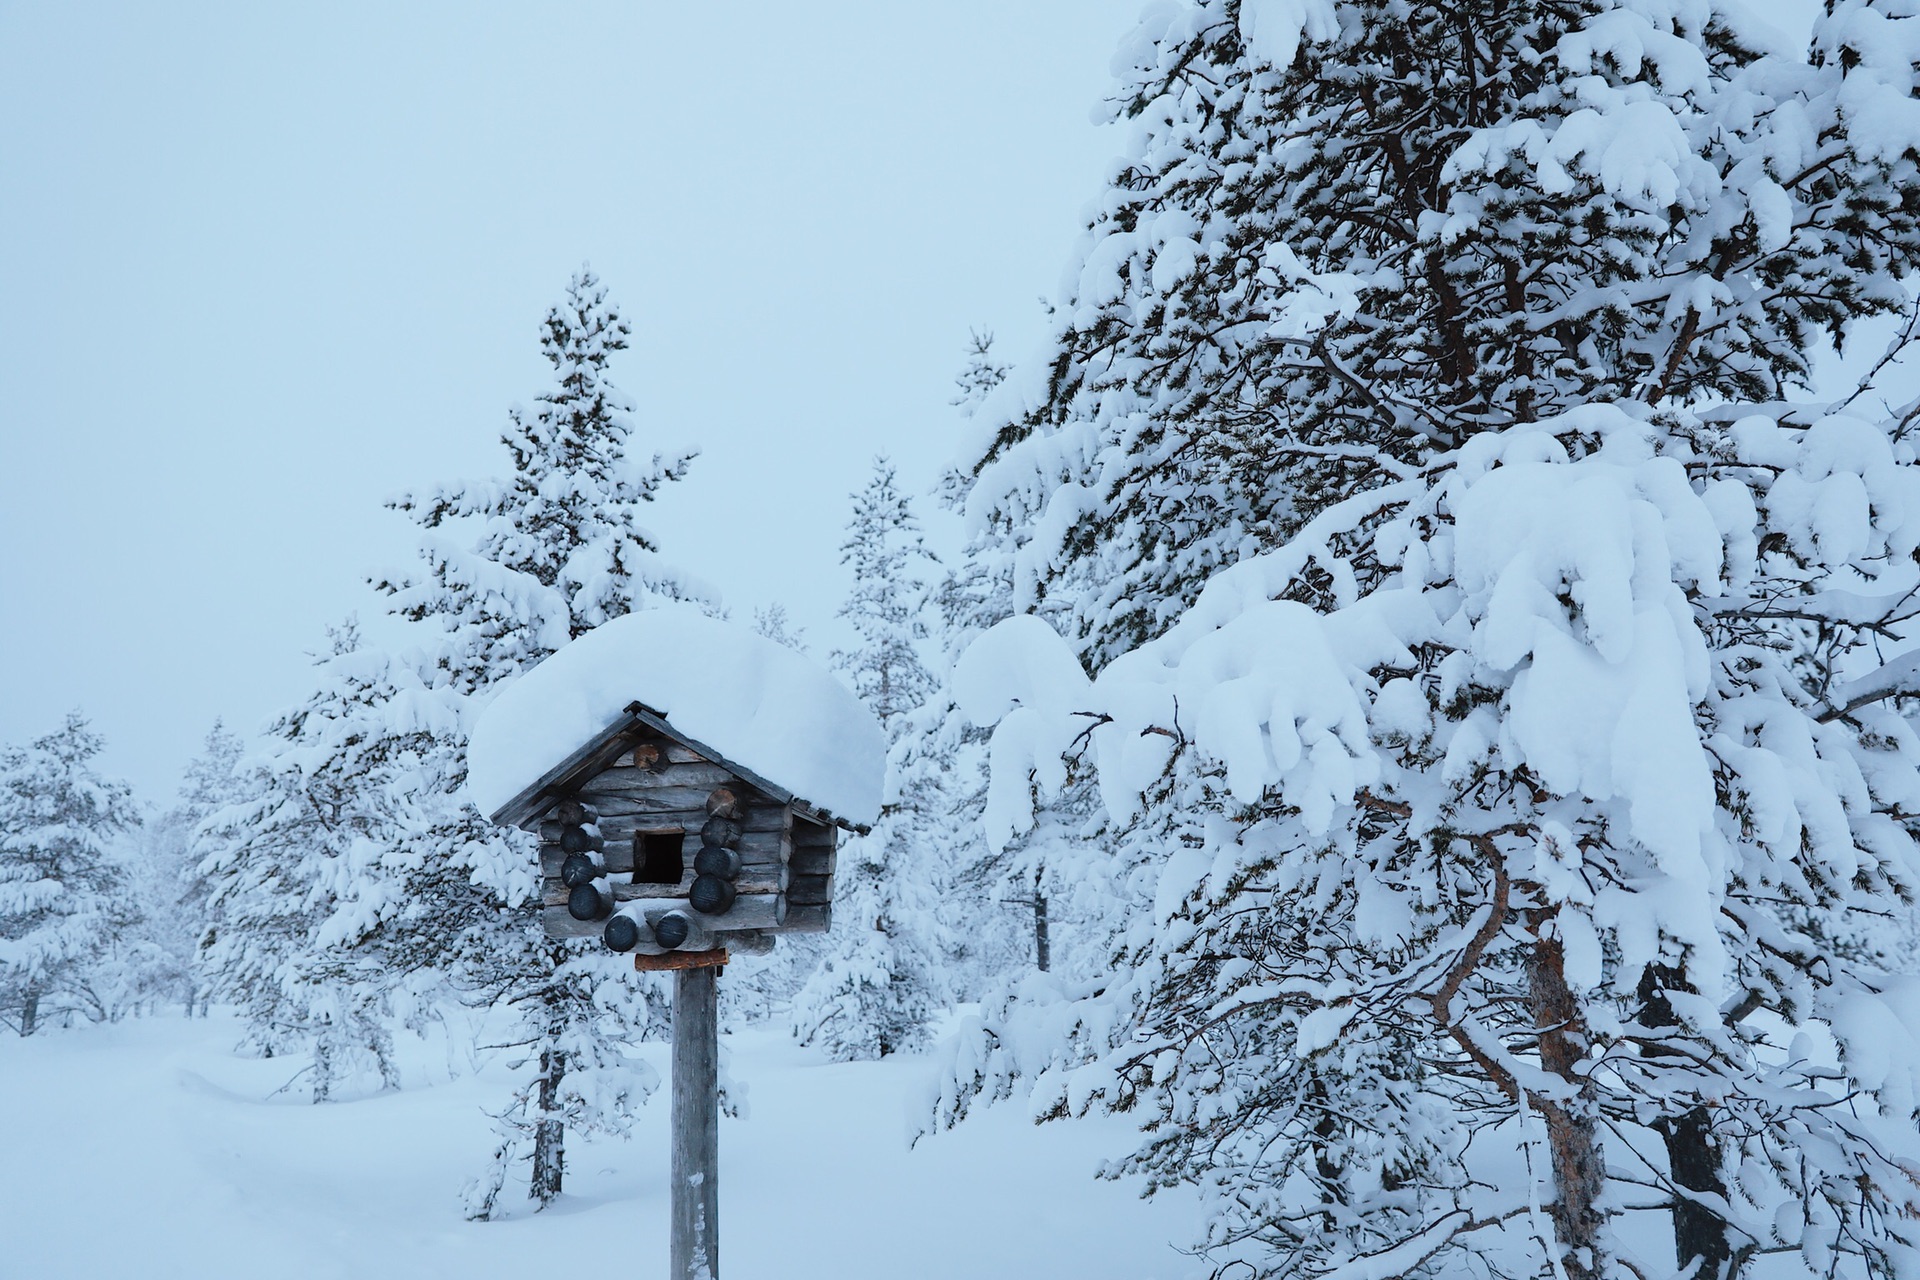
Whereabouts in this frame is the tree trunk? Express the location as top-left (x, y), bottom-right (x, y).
top-left (20, 987), bottom-right (38, 1037)
top-left (531, 1038), bottom-right (566, 1205)
top-left (1033, 887), bottom-right (1050, 974)
top-left (313, 1032), bottom-right (332, 1104)
top-left (1529, 926), bottom-right (1605, 1280)
top-left (1638, 966), bottom-right (1735, 1280)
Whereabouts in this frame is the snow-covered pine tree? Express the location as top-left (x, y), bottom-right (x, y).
top-left (364, 266), bottom-right (709, 1216)
top-left (792, 459), bottom-right (946, 1058)
top-left (133, 720), bottom-right (246, 1017)
top-left (194, 621), bottom-right (410, 1094)
top-left (967, 0), bottom-right (1920, 670)
top-left (828, 457), bottom-right (939, 725)
top-left (939, 333), bottom-right (1127, 991)
top-left (0, 713), bottom-right (143, 1035)
top-left (940, 3), bottom-right (1920, 1279)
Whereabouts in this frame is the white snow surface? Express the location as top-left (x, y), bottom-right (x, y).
top-left (466, 607), bottom-right (885, 826)
top-left (0, 1011), bottom-right (1203, 1279)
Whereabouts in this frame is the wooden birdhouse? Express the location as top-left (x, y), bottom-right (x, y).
top-left (467, 609), bottom-right (886, 958)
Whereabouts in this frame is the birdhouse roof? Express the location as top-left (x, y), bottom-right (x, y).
top-left (467, 607), bottom-right (886, 832)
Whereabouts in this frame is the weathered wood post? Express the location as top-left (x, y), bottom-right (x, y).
top-left (672, 960), bottom-right (721, 1279)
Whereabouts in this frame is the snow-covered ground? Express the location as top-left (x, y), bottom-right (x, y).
top-left (0, 1012), bottom-right (1200, 1279)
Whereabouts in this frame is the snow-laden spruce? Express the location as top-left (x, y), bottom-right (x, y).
top-left (372, 268), bottom-right (715, 1218)
top-left (198, 269), bottom-right (711, 1213)
top-left (947, 401), bottom-right (1920, 1279)
top-left (0, 714), bottom-right (144, 1036)
top-left (791, 460), bottom-right (945, 1059)
top-left (963, 0), bottom-right (1920, 672)
top-left (937, 0), bottom-right (1920, 1275)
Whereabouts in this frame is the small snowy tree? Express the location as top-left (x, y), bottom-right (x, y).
top-left (752, 601), bottom-right (808, 653)
top-left (829, 458), bottom-right (939, 724)
top-left (133, 720), bottom-right (246, 1017)
top-left (195, 622), bottom-right (410, 1093)
top-left (0, 714), bottom-right (143, 1035)
top-left (792, 460), bottom-right (946, 1058)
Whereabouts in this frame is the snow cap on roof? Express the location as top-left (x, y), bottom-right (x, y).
top-left (466, 606), bottom-right (886, 826)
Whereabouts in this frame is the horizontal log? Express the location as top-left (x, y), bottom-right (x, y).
top-left (725, 930), bottom-right (776, 956)
top-left (543, 809), bottom-right (785, 842)
top-left (787, 874), bottom-right (832, 905)
top-left (589, 762), bottom-right (741, 794)
top-left (615, 873), bottom-right (786, 900)
top-left (546, 873), bottom-right (787, 906)
top-left (788, 848), bottom-right (834, 877)
top-left (576, 784), bottom-right (724, 815)
top-left (789, 822), bottom-right (835, 850)
top-left (541, 905), bottom-right (611, 939)
top-left (541, 848), bottom-right (783, 883)
top-left (620, 740), bottom-right (709, 768)
top-left (634, 948), bottom-right (729, 972)
top-left (783, 904), bottom-right (831, 934)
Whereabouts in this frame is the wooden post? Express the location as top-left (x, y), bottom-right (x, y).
top-left (672, 963), bottom-right (720, 1279)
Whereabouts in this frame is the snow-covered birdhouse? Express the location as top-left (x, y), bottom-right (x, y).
top-left (466, 608), bottom-right (886, 956)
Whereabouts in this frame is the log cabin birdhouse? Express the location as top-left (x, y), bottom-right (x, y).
top-left (466, 608), bottom-right (886, 957)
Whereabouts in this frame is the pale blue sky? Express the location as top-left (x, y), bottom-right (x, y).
top-left (0, 1), bottom-right (1131, 798)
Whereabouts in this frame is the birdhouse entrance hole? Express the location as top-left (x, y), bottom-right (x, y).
top-left (637, 829), bottom-right (685, 885)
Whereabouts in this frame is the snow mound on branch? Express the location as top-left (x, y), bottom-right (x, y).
top-left (466, 607), bottom-right (885, 826)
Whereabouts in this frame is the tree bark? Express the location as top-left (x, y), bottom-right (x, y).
top-left (1638, 966), bottom-right (1735, 1280)
top-left (313, 1031), bottom-right (332, 1104)
top-left (1529, 926), bottom-right (1605, 1280)
top-left (1034, 889), bottom-right (1050, 974)
top-left (531, 1037), bottom-right (566, 1205)
top-left (20, 987), bottom-right (37, 1037)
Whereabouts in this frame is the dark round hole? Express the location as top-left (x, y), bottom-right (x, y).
top-left (603, 915), bottom-right (641, 952)
top-left (561, 853), bottom-right (598, 888)
top-left (567, 883), bottom-right (608, 921)
top-left (653, 913), bottom-right (691, 949)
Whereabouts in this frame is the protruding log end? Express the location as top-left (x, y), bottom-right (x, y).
top-left (653, 912), bottom-right (692, 949)
top-left (561, 853), bottom-right (599, 888)
top-left (555, 799), bottom-right (597, 826)
top-left (689, 874), bottom-right (737, 916)
top-left (700, 815), bottom-right (742, 849)
top-left (560, 824), bottom-right (602, 854)
top-left (704, 785), bottom-right (743, 820)
top-left (604, 914), bottom-right (642, 952)
top-left (568, 883), bottom-right (610, 922)
top-left (693, 846), bottom-right (742, 879)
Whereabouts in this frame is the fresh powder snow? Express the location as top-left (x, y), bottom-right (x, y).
top-left (466, 606), bottom-right (886, 827)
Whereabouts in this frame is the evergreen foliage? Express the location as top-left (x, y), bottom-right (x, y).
top-left (792, 460), bottom-right (946, 1058)
top-left (368, 266), bottom-right (709, 1214)
top-left (131, 720), bottom-right (246, 1017)
top-left (194, 622), bottom-right (413, 1091)
top-left (0, 714), bottom-right (144, 1035)
top-left (941, 3), bottom-right (1920, 1279)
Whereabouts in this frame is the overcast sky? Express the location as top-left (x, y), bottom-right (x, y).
top-left (4, 0), bottom-right (1912, 806)
top-left (0, 1), bottom-right (1133, 800)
